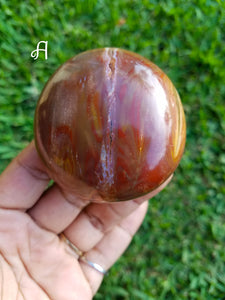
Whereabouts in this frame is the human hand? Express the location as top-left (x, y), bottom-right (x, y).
top-left (0, 141), bottom-right (172, 300)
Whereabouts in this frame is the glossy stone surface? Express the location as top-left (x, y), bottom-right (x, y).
top-left (34, 48), bottom-right (186, 202)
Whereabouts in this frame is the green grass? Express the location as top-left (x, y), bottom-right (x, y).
top-left (0, 0), bottom-right (225, 299)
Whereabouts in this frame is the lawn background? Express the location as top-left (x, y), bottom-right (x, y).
top-left (0, 0), bottom-right (225, 299)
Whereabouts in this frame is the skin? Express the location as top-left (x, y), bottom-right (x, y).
top-left (0, 141), bottom-right (172, 300)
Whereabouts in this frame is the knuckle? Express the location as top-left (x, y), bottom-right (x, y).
top-left (85, 210), bottom-right (105, 233)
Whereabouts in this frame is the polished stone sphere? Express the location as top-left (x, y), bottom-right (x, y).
top-left (34, 48), bottom-right (186, 202)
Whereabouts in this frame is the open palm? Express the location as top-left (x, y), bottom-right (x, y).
top-left (0, 142), bottom-right (171, 300)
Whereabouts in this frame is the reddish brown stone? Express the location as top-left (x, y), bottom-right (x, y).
top-left (35, 48), bottom-right (186, 202)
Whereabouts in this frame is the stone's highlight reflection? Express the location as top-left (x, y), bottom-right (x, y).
top-left (35, 48), bottom-right (186, 202)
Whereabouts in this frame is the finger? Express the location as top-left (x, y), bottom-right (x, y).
top-left (28, 173), bottom-right (172, 235)
top-left (29, 184), bottom-right (90, 233)
top-left (0, 209), bottom-right (92, 300)
top-left (80, 201), bottom-right (149, 294)
top-left (63, 174), bottom-right (173, 252)
top-left (0, 141), bottom-right (50, 210)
